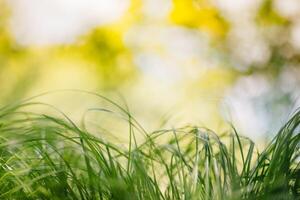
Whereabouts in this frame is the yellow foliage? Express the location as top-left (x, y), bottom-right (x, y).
top-left (169, 0), bottom-right (228, 38)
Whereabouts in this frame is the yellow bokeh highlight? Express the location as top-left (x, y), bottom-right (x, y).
top-left (170, 0), bottom-right (228, 38)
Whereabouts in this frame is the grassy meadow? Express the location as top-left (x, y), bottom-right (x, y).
top-left (0, 93), bottom-right (298, 200)
top-left (1, 0), bottom-right (300, 199)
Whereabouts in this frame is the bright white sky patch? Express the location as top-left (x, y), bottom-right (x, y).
top-left (8, 0), bottom-right (130, 46)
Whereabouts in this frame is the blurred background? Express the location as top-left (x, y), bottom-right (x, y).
top-left (0, 0), bottom-right (300, 142)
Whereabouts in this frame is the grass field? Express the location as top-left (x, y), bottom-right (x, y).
top-left (0, 93), bottom-right (299, 200)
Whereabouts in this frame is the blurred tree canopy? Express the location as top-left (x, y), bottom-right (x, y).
top-left (0, 0), bottom-right (299, 137)
top-left (170, 0), bottom-right (229, 38)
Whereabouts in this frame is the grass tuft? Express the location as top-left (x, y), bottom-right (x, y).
top-left (0, 94), bottom-right (299, 199)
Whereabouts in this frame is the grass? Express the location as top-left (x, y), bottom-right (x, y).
top-left (0, 92), bottom-right (299, 199)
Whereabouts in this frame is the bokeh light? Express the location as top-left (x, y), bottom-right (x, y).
top-left (0, 0), bottom-right (300, 142)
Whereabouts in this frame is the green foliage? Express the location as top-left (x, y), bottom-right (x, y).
top-left (0, 94), bottom-right (299, 199)
top-left (73, 27), bottom-right (136, 89)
